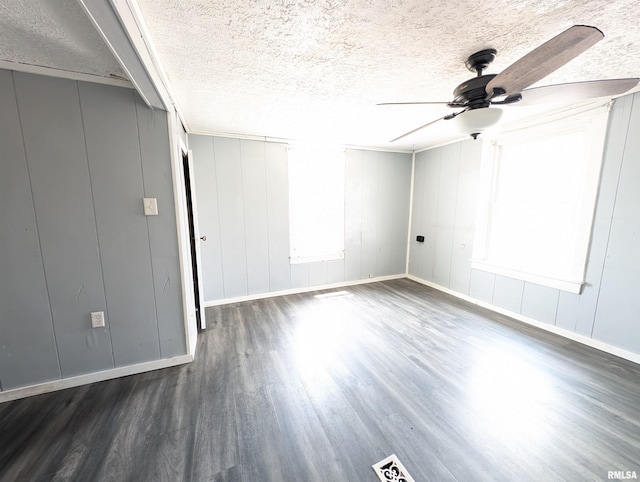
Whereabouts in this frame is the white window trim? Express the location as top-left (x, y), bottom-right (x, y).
top-left (471, 102), bottom-right (611, 294)
top-left (288, 144), bottom-right (346, 265)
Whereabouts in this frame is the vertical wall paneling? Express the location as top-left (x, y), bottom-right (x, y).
top-left (214, 137), bottom-right (249, 298)
top-left (135, 96), bottom-right (186, 357)
top-left (1, 70), bottom-right (186, 391)
top-left (468, 269), bottom-right (496, 304)
top-left (521, 283), bottom-right (560, 325)
top-left (574, 95), bottom-right (634, 337)
top-left (592, 94), bottom-right (640, 352)
top-left (15, 73), bottom-right (115, 377)
top-left (240, 140), bottom-right (270, 295)
top-left (360, 151), bottom-right (380, 278)
top-left (408, 92), bottom-right (640, 360)
top-left (432, 143), bottom-right (460, 287)
top-left (327, 259), bottom-right (346, 284)
top-left (190, 135), bottom-right (225, 300)
top-left (308, 261), bottom-right (329, 287)
top-left (416, 148), bottom-right (442, 281)
top-left (407, 153), bottom-right (426, 276)
top-left (79, 82), bottom-right (160, 367)
top-left (189, 137), bottom-right (411, 302)
top-left (554, 291), bottom-right (580, 331)
top-left (557, 96), bottom-right (632, 336)
top-left (375, 152), bottom-right (396, 276)
top-left (490, 275), bottom-right (524, 313)
top-left (450, 140), bottom-right (482, 295)
top-left (391, 153), bottom-right (412, 274)
top-left (290, 263), bottom-right (310, 289)
top-left (344, 149), bottom-right (364, 281)
top-left (264, 142), bottom-right (291, 292)
top-left (0, 71), bottom-right (62, 389)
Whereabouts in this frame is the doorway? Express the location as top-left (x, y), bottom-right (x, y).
top-left (182, 150), bottom-right (204, 330)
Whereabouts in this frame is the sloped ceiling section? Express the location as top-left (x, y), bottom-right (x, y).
top-left (0, 0), bottom-right (127, 81)
top-left (135, 0), bottom-right (640, 149)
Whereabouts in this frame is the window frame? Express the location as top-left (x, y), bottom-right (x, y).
top-left (471, 102), bottom-right (611, 294)
top-left (287, 144), bottom-right (346, 265)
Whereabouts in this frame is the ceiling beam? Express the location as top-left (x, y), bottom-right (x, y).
top-left (76, 0), bottom-right (170, 111)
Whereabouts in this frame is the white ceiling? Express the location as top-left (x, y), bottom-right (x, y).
top-left (0, 0), bottom-right (126, 80)
top-left (2, 0), bottom-right (640, 150)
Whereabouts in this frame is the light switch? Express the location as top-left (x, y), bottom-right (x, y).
top-left (143, 198), bottom-right (158, 216)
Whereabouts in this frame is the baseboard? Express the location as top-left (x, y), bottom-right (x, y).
top-left (0, 353), bottom-right (194, 404)
top-left (407, 275), bottom-right (640, 366)
top-left (203, 274), bottom-right (407, 307)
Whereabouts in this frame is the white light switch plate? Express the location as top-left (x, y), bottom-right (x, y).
top-left (143, 198), bottom-right (158, 215)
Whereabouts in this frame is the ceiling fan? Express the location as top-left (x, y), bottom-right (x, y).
top-left (381, 25), bottom-right (639, 142)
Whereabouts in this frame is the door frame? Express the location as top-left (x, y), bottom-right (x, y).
top-left (182, 149), bottom-right (206, 330)
top-left (168, 111), bottom-right (201, 355)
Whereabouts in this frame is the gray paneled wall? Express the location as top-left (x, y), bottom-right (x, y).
top-left (408, 92), bottom-right (640, 356)
top-left (190, 135), bottom-right (412, 302)
top-left (0, 70), bottom-right (186, 391)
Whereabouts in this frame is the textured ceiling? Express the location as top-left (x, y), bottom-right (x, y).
top-left (0, 0), bottom-right (126, 80)
top-left (2, 1), bottom-right (639, 150)
top-left (134, 0), bottom-right (640, 149)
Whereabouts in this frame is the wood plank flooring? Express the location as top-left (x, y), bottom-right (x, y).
top-left (1, 279), bottom-right (640, 481)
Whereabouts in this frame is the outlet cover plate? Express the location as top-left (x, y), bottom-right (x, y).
top-left (91, 311), bottom-right (105, 328)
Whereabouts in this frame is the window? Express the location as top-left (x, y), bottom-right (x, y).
top-left (471, 103), bottom-right (611, 293)
top-left (288, 144), bottom-right (345, 264)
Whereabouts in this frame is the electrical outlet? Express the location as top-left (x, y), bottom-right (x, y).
top-left (91, 311), bottom-right (105, 328)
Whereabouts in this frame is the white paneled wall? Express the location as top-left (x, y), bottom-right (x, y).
top-left (190, 136), bottom-right (412, 303)
top-left (409, 92), bottom-right (640, 357)
top-left (0, 71), bottom-right (186, 391)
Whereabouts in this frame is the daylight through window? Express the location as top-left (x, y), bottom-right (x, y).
top-left (471, 103), bottom-right (611, 293)
top-left (288, 144), bottom-right (345, 264)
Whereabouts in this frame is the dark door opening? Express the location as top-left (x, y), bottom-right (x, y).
top-left (182, 151), bottom-right (204, 330)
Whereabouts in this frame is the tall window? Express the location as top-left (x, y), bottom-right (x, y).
top-left (472, 103), bottom-right (610, 293)
top-left (288, 144), bottom-right (345, 264)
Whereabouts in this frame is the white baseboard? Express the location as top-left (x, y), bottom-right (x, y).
top-left (0, 353), bottom-right (194, 404)
top-left (407, 274), bottom-right (640, 366)
top-left (203, 274), bottom-right (406, 307)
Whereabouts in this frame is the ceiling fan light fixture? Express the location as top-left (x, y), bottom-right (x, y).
top-left (455, 107), bottom-right (503, 138)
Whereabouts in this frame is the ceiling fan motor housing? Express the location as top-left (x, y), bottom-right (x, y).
top-left (451, 74), bottom-right (497, 108)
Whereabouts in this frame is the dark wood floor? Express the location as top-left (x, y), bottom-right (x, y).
top-left (1, 279), bottom-right (640, 481)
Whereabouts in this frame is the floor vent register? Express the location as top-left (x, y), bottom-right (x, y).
top-left (372, 454), bottom-right (415, 482)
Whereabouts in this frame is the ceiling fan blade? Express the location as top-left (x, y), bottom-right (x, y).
top-left (516, 78), bottom-right (640, 105)
top-left (377, 101), bottom-right (460, 106)
top-left (486, 25), bottom-right (604, 98)
top-left (390, 112), bottom-right (462, 142)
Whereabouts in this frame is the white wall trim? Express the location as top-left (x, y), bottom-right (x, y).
top-left (405, 151), bottom-right (416, 274)
top-left (203, 274), bottom-right (406, 307)
top-left (407, 275), bottom-right (479, 305)
top-left (167, 111), bottom-right (198, 357)
top-left (469, 260), bottom-right (584, 294)
top-left (187, 130), bottom-right (413, 154)
top-left (413, 134), bottom-right (471, 153)
top-left (112, 0), bottom-right (189, 130)
top-left (0, 354), bottom-right (193, 404)
top-left (0, 60), bottom-right (132, 88)
top-left (407, 274), bottom-right (640, 366)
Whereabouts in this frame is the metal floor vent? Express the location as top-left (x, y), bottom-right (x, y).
top-left (313, 290), bottom-right (352, 299)
top-left (372, 454), bottom-right (415, 482)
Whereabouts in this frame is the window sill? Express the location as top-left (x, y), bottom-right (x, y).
top-left (290, 253), bottom-right (345, 265)
top-left (470, 260), bottom-right (584, 294)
